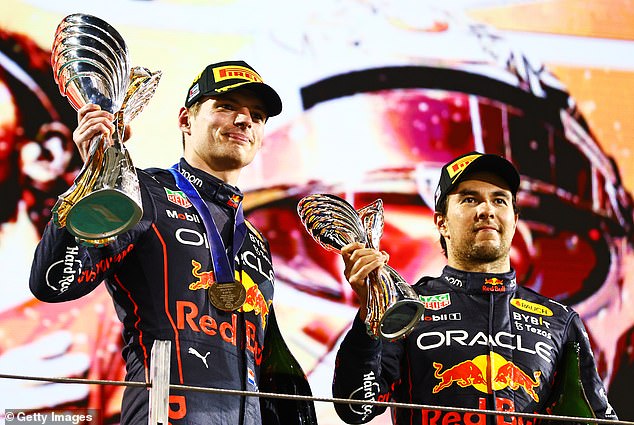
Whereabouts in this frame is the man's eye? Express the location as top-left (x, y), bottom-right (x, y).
top-left (252, 113), bottom-right (265, 122)
top-left (495, 198), bottom-right (508, 205)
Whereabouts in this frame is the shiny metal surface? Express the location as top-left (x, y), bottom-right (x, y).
top-left (50, 13), bottom-right (161, 246)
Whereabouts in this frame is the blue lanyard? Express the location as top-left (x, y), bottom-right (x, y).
top-left (168, 165), bottom-right (246, 283)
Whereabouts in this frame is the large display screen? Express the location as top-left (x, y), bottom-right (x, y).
top-left (1, 1), bottom-right (633, 423)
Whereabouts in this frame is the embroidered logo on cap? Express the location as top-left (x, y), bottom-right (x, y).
top-left (187, 83), bottom-right (200, 103)
top-left (446, 153), bottom-right (481, 182)
top-left (213, 65), bottom-right (264, 84)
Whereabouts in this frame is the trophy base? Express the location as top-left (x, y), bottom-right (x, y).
top-left (380, 300), bottom-right (425, 341)
top-left (65, 188), bottom-right (143, 240)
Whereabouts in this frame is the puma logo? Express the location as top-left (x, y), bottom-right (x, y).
top-left (188, 347), bottom-right (211, 368)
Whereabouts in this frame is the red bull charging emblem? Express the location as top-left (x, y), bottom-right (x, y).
top-left (188, 261), bottom-right (271, 329)
top-left (433, 352), bottom-right (541, 402)
top-left (483, 277), bottom-right (506, 292)
top-left (239, 271), bottom-right (271, 330)
top-left (227, 194), bottom-right (241, 208)
top-left (189, 260), bottom-right (215, 290)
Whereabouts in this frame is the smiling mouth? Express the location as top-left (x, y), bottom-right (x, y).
top-left (226, 132), bottom-right (250, 143)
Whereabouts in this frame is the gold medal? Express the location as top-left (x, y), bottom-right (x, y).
top-left (208, 280), bottom-right (246, 311)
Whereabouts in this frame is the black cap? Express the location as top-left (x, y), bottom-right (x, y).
top-left (184, 60), bottom-right (282, 117)
top-left (434, 151), bottom-right (520, 211)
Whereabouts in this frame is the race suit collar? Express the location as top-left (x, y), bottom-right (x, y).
top-left (177, 158), bottom-right (244, 209)
top-left (440, 265), bottom-right (517, 294)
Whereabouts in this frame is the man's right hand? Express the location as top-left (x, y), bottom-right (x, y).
top-left (72, 104), bottom-right (115, 162)
top-left (341, 242), bottom-right (389, 321)
top-left (72, 104), bottom-right (132, 163)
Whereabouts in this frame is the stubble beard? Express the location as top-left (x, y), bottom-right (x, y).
top-left (209, 144), bottom-right (254, 172)
top-left (455, 236), bottom-right (510, 266)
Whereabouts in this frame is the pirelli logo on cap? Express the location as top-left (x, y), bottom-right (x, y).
top-left (446, 154), bottom-right (481, 181)
top-left (213, 65), bottom-right (264, 83)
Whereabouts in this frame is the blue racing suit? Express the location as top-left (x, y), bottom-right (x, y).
top-left (30, 159), bottom-right (275, 425)
top-left (333, 266), bottom-right (617, 425)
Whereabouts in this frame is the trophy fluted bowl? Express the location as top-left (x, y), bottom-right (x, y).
top-left (52, 15), bottom-right (129, 113)
top-left (297, 193), bottom-right (425, 340)
top-left (297, 194), bottom-right (367, 252)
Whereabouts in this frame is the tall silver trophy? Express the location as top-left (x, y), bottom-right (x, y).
top-left (51, 13), bottom-right (161, 246)
top-left (297, 194), bottom-right (425, 340)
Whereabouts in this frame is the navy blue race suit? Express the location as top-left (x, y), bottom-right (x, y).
top-left (332, 266), bottom-right (617, 425)
top-left (30, 159), bottom-right (275, 425)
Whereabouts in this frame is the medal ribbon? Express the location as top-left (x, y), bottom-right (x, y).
top-left (169, 165), bottom-right (246, 284)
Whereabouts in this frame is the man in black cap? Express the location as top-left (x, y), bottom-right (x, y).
top-left (332, 151), bottom-right (617, 424)
top-left (29, 60), bottom-right (300, 424)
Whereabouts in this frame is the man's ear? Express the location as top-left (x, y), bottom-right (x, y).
top-left (178, 107), bottom-right (191, 135)
top-left (434, 212), bottom-right (448, 238)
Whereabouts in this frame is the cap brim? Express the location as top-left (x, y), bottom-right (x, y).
top-left (237, 82), bottom-right (283, 117)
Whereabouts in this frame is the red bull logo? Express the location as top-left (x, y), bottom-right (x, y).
top-left (227, 194), bottom-right (241, 208)
top-left (189, 260), bottom-right (215, 290)
top-left (432, 353), bottom-right (541, 402)
top-left (433, 360), bottom-right (487, 393)
top-left (494, 362), bottom-right (541, 402)
top-left (239, 271), bottom-right (271, 330)
top-left (483, 277), bottom-right (506, 292)
top-left (187, 261), bottom-right (270, 330)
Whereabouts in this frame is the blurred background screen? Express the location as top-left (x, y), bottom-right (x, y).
top-left (1, 1), bottom-right (633, 423)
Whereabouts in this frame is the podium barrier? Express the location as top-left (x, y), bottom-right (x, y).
top-left (149, 340), bottom-right (171, 425)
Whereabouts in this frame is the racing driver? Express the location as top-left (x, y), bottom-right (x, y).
top-left (332, 152), bottom-right (618, 424)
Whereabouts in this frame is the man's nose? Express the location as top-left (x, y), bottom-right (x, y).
top-left (476, 201), bottom-right (495, 218)
top-left (234, 107), bottom-right (253, 127)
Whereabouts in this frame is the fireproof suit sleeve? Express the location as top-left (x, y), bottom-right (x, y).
top-left (29, 177), bottom-right (154, 303)
top-left (332, 312), bottom-right (405, 424)
top-left (565, 313), bottom-right (618, 420)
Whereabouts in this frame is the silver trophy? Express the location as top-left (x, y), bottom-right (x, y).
top-left (297, 194), bottom-right (425, 340)
top-left (51, 13), bottom-right (161, 246)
